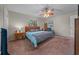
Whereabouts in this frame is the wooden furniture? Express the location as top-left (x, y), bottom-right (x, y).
top-left (75, 18), bottom-right (79, 54)
top-left (25, 26), bottom-right (40, 32)
top-left (14, 32), bottom-right (25, 40)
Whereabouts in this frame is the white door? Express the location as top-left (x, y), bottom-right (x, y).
top-left (70, 15), bottom-right (77, 38)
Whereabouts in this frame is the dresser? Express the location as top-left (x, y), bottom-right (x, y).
top-left (14, 32), bottom-right (25, 40)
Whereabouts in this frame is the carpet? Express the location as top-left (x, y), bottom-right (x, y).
top-left (8, 36), bottom-right (74, 55)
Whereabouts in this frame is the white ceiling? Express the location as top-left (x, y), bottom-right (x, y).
top-left (7, 4), bottom-right (78, 17)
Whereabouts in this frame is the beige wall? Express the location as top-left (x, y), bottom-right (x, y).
top-left (48, 11), bottom-right (77, 38)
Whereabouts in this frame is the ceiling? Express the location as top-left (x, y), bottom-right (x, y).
top-left (0, 5), bottom-right (3, 11)
top-left (7, 4), bottom-right (78, 17)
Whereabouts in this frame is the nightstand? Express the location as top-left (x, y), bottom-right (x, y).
top-left (14, 32), bottom-right (25, 40)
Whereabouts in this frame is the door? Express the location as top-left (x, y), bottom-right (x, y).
top-left (75, 18), bottom-right (79, 54)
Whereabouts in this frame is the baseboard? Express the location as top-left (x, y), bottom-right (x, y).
top-left (55, 35), bottom-right (74, 40)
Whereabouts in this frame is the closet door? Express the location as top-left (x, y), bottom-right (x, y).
top-left (75, 18), bottom-right (79, 54)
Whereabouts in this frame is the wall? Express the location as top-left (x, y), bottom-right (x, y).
top-left (47, 11), bottom-right (77, 38)
top-left (36, 17), bottom-right (47, 29)
top-left (8, 11), bottom-right (37, 40)
top-left (70, 15), bottom-right (77, 38)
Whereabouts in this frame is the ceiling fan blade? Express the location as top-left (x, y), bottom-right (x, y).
top-left (54, 8), bottom-right (63, 12)
top-left (51, 9), bottom-right (54, 11)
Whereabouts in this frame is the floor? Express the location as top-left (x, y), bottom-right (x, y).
top-left (8, 36), bottom-right (74, 55)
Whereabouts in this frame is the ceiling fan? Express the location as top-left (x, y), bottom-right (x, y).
top-left (40, 5), bottom-right (54, 18)
top-left (39, 5), bottom-right (62, 18)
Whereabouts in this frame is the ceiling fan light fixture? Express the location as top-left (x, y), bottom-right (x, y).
top-left (40, 6), bottom-right (54, 18)
top-left (44, 13), bottom-right (49, 17)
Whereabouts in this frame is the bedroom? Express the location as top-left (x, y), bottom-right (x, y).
top-left (0, 4), bottom-right (78, 55)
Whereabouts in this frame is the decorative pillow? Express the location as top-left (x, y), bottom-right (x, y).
top-left (47, 28), bottom-right (52, 31)
top-left (30, 29), bottom-right (40, 32)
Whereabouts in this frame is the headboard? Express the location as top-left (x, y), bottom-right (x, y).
top-left (25, 26), bottom-right (40, 32)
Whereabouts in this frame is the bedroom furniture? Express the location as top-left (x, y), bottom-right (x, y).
top-left (75, 18), bottom-right (79, 54)
top-left (1, 28), bottom-right (9, 55)
top-left (25, 26), bottom-right (40, 32)
top-left (24, 25), bottom-right (54, 47)
top-left (26, 31), bottom-right (54, 47)
top-left (14, 32), bottom-right (25, 40)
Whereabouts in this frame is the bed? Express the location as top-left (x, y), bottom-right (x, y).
top-left (25, 26), bottom-right (54, 47)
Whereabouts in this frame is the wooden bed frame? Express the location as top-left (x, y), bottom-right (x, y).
top-left (25, 25), bottom-right (40, 32)
top-left (25, 23), bottom-right (48, 32)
